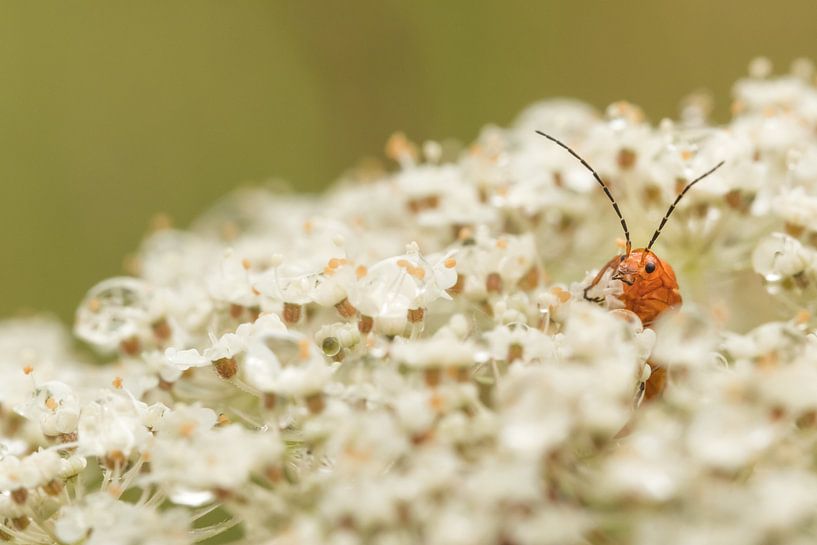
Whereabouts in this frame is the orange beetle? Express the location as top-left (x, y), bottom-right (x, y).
top-left (537, 131), bottom-right (723, 399)
top-left (587, 249), bottom-right (681, 327)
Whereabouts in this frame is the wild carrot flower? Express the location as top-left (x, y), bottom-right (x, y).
top-left (4, 59), bottom-right (817, 544)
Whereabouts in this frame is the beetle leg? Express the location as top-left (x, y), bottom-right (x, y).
top-left (583, 255), bottom-right (621, 303)
top-left (583, 287), bottom-right (605, 304)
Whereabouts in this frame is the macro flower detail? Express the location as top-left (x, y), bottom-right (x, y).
top-left (4, 61), bottom-right (817, 544)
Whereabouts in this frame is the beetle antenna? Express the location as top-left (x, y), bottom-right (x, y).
top-left (646, 161), bottom-right (725, 251)
top-left (536, 131), bottom-right (631, 254)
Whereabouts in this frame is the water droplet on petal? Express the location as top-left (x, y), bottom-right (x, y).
top-left (321, 337), bottom-right (341, 357)
top-left (74, 277), bottom-right (155, 349)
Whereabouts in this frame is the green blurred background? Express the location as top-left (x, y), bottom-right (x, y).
top-left (1, 0), bottom-right (815, 322)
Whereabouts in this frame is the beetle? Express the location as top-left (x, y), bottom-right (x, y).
top-left (536, 130), bottom-right (724, 399)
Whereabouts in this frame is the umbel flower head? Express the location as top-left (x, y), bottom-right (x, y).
top-left (2, 58), bottom-right (817, 544)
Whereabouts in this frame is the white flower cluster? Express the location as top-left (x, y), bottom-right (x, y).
top-left (2, 59), bottom-right (817, 544)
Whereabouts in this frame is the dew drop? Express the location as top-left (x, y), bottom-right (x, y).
top-left (321, 336), bottom-right (341, 357)
top-left (74, 277), bottom-right (155, 349)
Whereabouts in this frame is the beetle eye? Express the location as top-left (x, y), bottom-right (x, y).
top-left (645, 261), bottom-right (656, 273)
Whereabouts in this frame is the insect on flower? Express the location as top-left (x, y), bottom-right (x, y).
top-left (537, 131), bottom-right (724, 399)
